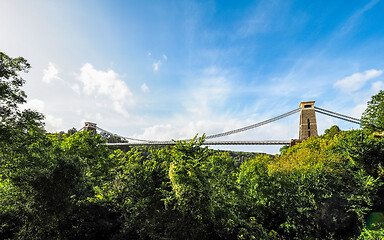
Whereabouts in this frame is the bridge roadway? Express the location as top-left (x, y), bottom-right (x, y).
top-left (106, 140), bottom-right (290, 146)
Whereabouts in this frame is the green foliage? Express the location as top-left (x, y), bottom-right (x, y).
top-left (169, 136), bottom-right (212, 218)
top-left (279, 145), bottom-right (289, 154)
top-left (92, 136), bottom-right (242, 239)
top-left (0, 52), bottom-right (30, 108)
top-left (0, 129), bottom-right (120, 239)
top-left (324, 125), bottom-right (341, 137)
top-left (361, 90), bottom-right (384, 132)
top-left (235, 132), bottom-right (384, 239)
top-left (1, 51), bottom-right (384, 239)
top-left (357, 228), bottom-right (384, 240)
top-left (332, 130), bottom-right (384, 179)
top-left (66, 127), bottom-right (77, 135)
top-left (0, 52), bottom-right (44, 143)
top-left (1, 127), bottom-right (383, 239)
top-left (0, 53), bottom-right (121, 238)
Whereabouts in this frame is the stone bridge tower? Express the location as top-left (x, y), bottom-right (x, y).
top-left (299, 101), bottom-right (318, 140)
top-left (84, 122), bottom-right (97, 132)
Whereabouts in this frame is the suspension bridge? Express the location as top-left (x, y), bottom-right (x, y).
top-left (81, 101), bottom-right (361, 147)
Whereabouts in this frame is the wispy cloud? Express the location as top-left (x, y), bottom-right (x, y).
top-left (338, 0), bottom-right (379, 35)
top-left (350, 103), bottom-right (366, 119)
top-left (43, 62), bottom-right (61, 83)
top-left (334, 69), bottom-right (383, 92)
top-left (141, 83), bottom-right (149, 93)
top-left (153, 61), bottom-right (161, 71)
top-left (237, 0), bottom-right (289, 37)
top-left (371, 80), bottom-right (384, 93)
top-left (150, 53), bottom-right (167, 71)
top-left (184, 67), bottom-right (232, 117)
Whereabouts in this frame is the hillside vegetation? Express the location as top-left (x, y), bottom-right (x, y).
top-left (1, 52), bottom-right (384, 239)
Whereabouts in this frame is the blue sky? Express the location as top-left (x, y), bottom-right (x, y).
top-left (1, 0), bottom-right (384, 153)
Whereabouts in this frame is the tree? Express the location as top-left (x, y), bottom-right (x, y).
top-left (0, 52), bottom-right (122, 239)
top-left (324, 125), bottom-right (340, 137)
top-left (67, 127), bottom-right (77, 135)
top-left (0, 52), bottom-right (29, 108)
top-left (0, 52), bottom-right (44, 143)
top-left (361, 90), bottom-right (384, 132)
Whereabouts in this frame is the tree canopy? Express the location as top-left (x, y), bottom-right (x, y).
top-left (0, 52), bottom-right (44, 143)
top-left (361, 90), bottom-right (384, 132)
top-left (0, 52), bottom-right (30, 106)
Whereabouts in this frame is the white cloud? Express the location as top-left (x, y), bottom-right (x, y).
top-left (45, 114), bottom-right (64, 132)
top-left (25, 99), bottom-right (45, 112)
top-left (141, 83), bottom-right (149, 93)
top-left (186, 77), bottom-right (230, 115)
top-left (43, 62), bottom-right (61, 83)
top-left (153, 61), bottom-right (161, 71)
top-left (75, 63), bottom-right (133, 116)
top-left (113, 101), bottom-right (129, 118)
top-left (334, 69), bottom-right (383, 92)
top-left (350, 103), bottom-right (366, 119)
top-left (135, 120), bottom-right (241, 142)
top-left (22, 98), bottom-right (65, 132)
top-left (162, 54), bottom-right (167, 60)
top-left (350, 80), bottom-right (384, 114)
top-left (371, 81), bottom-right (384, 93)
top-left (71, 83), bottom-right (81, 95)
top-left (136, 124), bottom-right (177, 140)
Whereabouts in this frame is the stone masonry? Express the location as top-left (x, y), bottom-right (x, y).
top-left (299, 101), bottom-right (318, 139)
top-left (84, 122), bottom-right (97, 132)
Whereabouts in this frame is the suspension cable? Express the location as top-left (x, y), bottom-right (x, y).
top-left (80, 105), bottom-right (362, 144)
top-left (95, 126), bottom-right (151, 143)
top-left (91, 108), bottom-right (301, 143)
top-left (204, 108), bottom-right (301, 139)
top-left (315, 109), bottom-right (361, 125)
top-left (314, 106), bottom-right (361, 122)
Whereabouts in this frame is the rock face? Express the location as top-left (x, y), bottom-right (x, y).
top-left (299, 101), bottom-right (318, 140)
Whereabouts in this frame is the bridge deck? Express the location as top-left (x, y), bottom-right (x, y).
top-left (107, 140), bottom-right (290, 146)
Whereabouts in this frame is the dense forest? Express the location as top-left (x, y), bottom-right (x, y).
top-left (1, 52), bottom-right (384, 239)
